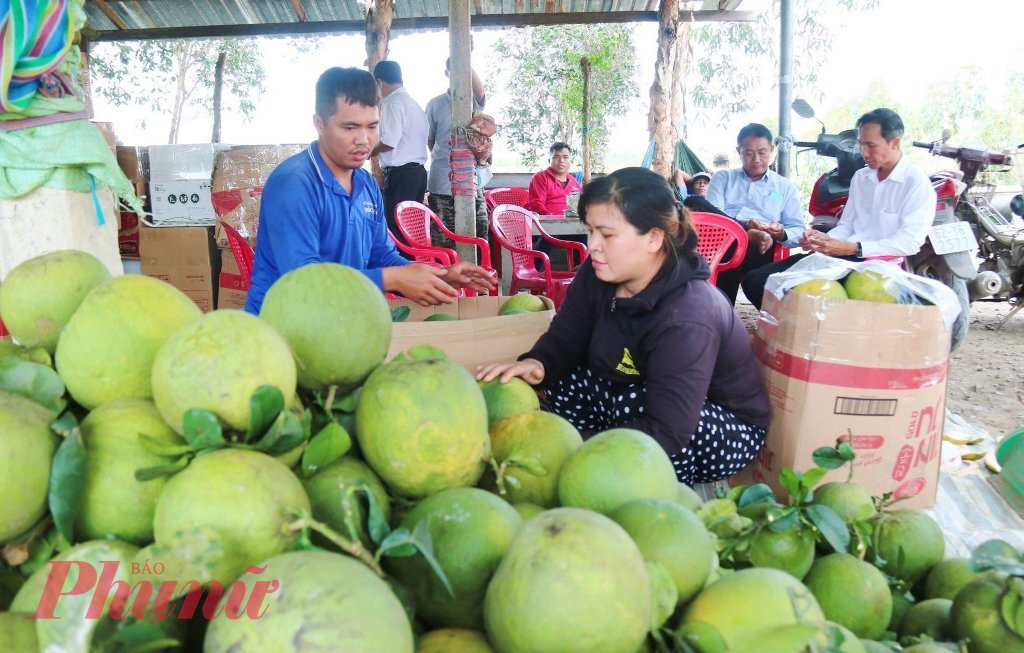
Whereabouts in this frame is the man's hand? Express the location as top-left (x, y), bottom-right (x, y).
top-left (747, 228), bottom-right (774, 255)
top-left (382, 264), bottom-right (459, 306)
top-left (748, 218), bottom-right (785, 241)
top-left (476, 358), bottom-right (545, 385)
top-left (442, 261), bottom-right (497, 295)
top-left (803, 231), bottom-right (858, 257)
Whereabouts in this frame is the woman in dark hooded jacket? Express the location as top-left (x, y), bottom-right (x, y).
top-left (477, 167), bottom-right (770, 486)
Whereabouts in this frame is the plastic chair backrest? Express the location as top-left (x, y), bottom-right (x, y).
top-left (220, 222), bottom-right (254, 290)
top-left (484, 187), bottom-right (528, 212)
top-left (492, 205), bottom-right (538, 272)
top-left (395, 201), bottom-right (434, 249)
top-left (690, 211), bottom-right (748, 283)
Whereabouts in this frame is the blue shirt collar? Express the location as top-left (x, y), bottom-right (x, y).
top-left (307, 141), bottom-right (363, 197)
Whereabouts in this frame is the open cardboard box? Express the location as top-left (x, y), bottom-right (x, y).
top-left (387, 295), bottom-right (554, 371)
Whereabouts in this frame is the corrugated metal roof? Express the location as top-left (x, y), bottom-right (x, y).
top-left (86, 0), bottom-right (748, 41)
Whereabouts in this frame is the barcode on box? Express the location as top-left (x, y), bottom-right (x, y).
top-left (834, 396), bottom-right (897, 416)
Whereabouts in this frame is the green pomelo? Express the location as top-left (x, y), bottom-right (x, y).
top-left (900, 644), bottom-right (960, 652)
top-left (511, 503), bottom-right (545, 522)
top-left (76, 399), bottom-right (185, 544)
top-left (860, 640), bottom-right (898, 653)
top-left (11, 539), bottom-right (138, 651)
top-left (259, 262), bottom-right (391, 392)
top-left (870, 510), bottom-right (945, 584)
top-left (479, 411), bottom-right (582, 507)
top-left (355, 354), bottom-right (489, 498)
top-left (610, 499), bottom-right (715, 605)
top-left (55, 275), bottom-right (201, 410)
top-left (153, 449), bottom-right (310, 585)
top-left (483, 508), bottom-right (651, 653)
top-left (558, 428), bottom-right (679, 515)
top-left (500, 308), bottom-right (531, 315)
top-left (150, 310), bottom-right (296, 434)
top-left (844, 270), bottom-right (898, 304)
top-left (812, 481), bottom-right (877, 523)
top-left (804, 553), bottom-right (892, 640)
top-left (0, 612), bottom-right (37, 652)
top-left (747, 525), bottom-right (817, 580)
top-left (819, 623), bottom-right (869, 653)
top-left (676, 482), bottom-right (704, 511)
top-left (0, 250), bottom-right (110, 353)
top-left (386, 488), bottom-right (522, 630)
top-left (477, 377), bottom-right (540, 425)
top-left (950, 571), bottom-right (1024, 653)
top-left (302, 457), bottom-right (391, 548)
top-left (498, 293), bottom-right (546, 315)
top-left (424, 313), bottom-right (458, 321)
top-left (679, 567), bottom-right (826, 650)
top-left (647, 560), bottom-right (679, 629)
top-left (729, 623), bottom-right (820, 653)
top-left (0, 391), bottom-right (57, 543)
top-left (890, 590), bottom-right (914, 632)
top-left (898, 598), bottom-right (952, 642)
top-left (923, 558), bottom-right (980, 600)
top-left (791, 278), bottom-right (849, 299)
top-left (417, 629), bottom-right (496, 653)
top-left (204, 550), bottom-right (413, 653)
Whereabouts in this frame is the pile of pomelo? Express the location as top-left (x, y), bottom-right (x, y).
top-left (0, 250), bottom-right (1021, 653)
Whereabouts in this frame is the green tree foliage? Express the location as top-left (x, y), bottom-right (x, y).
top-left (491, 25), bottom-right (638, 169)
top-left (90, 38), bottom-right (277, 144)
top-left (690, 0), bottom-right (879, 129)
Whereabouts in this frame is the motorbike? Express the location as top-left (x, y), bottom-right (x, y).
top-left (788, 99), bottom-right (996, 348)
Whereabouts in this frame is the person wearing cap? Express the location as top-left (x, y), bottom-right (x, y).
top-left (672, 170), bottom-right (712, 200)
top-left (712, 152), bottom-right (731, 173)
top-left (370, 60), bottom-right (429, 241)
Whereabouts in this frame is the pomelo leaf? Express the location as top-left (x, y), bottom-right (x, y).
top-left (800, 467), bottom-right (828, 493)
top-left (812, 447), bottom-right (849, 470)
top-left (137, 432), bottom-right (193, 458)
top-left (805, 503), bottom-right (850, 553)
top-left (181, 409), bottom-right (225, 450)
top-left (766, 505), bottom-right (799, 532)
top-left (972, 539), bottom-right (1024, 575)
top-left (350, 484), bottom-right (390, 547)
top-left (738, 483), bottom-right (776, 508)
top-left (261, 411), bottom-right (308, 456)
top-left (19, 526), bottom-right (60, 577)
top-left (0, 358), bottom-right (66, 414)
top-left (391, 306), bottom-right (411, 322)
top-left (779, 468), bottom-right (801, 501)
top-left (1000, 580), bottom-right (1023, 635)
top-left (379, 528), bottom-right (417, 557)
top-left (246, 385), bottom-right (284, 443)
top-left (134, 455), bottom-right (191, 481)
top-left (336, 389), bottom-right (359, 413)
top-left (301, 421), bottom-right (352, 477)
top-left (104, 620), bottom-right (180, 653)
top-left (48, 430), bottom-right (87, 544)
top-left (511, 456), bottom-right (547, 477)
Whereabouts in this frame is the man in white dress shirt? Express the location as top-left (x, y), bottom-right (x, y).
top-left (371, 60), bottom-right (429, 240)
top-left (741, 107), bottom-right (935, 309)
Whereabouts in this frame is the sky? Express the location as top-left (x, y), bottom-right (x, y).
top-left (92, 0), bottom-right (1023, 173)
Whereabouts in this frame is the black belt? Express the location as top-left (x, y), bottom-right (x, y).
top-left (384, 162), bottom-right (425, 172)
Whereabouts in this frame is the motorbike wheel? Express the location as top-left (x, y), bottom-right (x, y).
top-left (915, 256), bottom-right (970, 351)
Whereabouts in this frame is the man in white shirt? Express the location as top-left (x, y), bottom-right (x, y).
top-left (371, 60), bottom-right (429, 240)
top-left (741, 108), bottom-right (935, 309)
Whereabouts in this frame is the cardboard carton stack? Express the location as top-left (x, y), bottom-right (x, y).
top-left (139, 224), bottom-right (217, 312)
top-left (148, 144), bottom-right (219, 226)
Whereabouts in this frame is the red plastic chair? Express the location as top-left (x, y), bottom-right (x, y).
top-left (389, 230), bottom-right (454, 267)
top-left (691, 211), bottom-right (750, 285)
top-left (394, 201), bottom-right (497, 295)
top-left (491, 204), bottom-right (587, 309)
top-left (484, 187), bottom-right (529, 214)
top-left (221, 222), bottom-right (255, 291)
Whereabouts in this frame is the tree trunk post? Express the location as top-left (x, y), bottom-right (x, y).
top-left (671, 24), bottom-right (691, 143)
top-left (580, 57), bottom-right (592, 184)
top-left (777, 0), bottom-right (794, 177)
top-left (647, 0), bottom-right (679, 179)
top-left (211, 50), bottom-right (226, 143)
top-left (449, 0), bottom-right (477, 263)
top-left (365, 1), bottom-right (393, 189)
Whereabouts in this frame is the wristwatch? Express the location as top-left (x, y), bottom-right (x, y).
top-left (855, 242), bottom-right (863, 258)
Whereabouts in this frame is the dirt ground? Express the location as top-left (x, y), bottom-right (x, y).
top-left (735, 296), bottom-right (1024, 440)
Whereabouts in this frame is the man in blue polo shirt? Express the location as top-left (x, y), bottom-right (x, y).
top-left (244, 67), bottom-right (495, 315)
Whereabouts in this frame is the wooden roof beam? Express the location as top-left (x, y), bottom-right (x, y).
top-left (93, 0), bottom-right (128, 30)
top-left (289, 0), bottom-right (307, 22)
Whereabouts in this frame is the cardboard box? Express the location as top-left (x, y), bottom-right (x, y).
top-left (217, 249), bottom-right (248, 310)
top-left (139, 224), bottom-right (218, 312)
top-left (740, 290), bottom-right (950, 510)
top-left (388, 295), bottom-right (554, 371)
top-left (148, 144), bottom-right (221, 226)
top-left (211, 144), bottom-right (304, 249)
